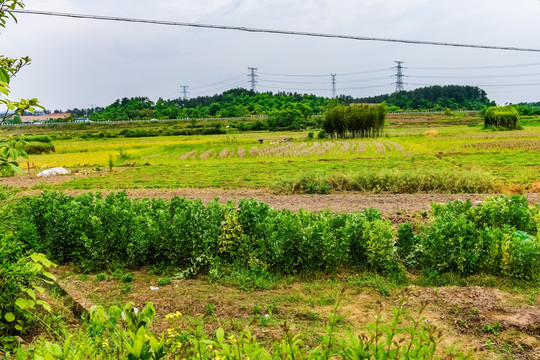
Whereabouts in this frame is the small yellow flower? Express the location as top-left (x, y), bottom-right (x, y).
top-left (206, 344), bottom-right (213, 350)
top-left (177, 342), bottom-right (183, 349)
top-left (102, 341), bottom-right (109, 348)
top-left (175, 311), bottom-right (182, 317)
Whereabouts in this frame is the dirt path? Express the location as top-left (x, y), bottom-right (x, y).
top-left (15, 187), bottom-right (540, 214)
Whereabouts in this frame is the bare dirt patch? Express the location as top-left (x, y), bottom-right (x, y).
top-left (15, 188), bottom-right (539, 216)
top-left (54, 267), bottom-right (540, 359)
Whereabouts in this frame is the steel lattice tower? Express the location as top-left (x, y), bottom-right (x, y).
top-left (180, 85), bottom-right (189, 100)
top-left (393, 61), bottom-right (405, 92)
top-left (248, 67), bottom-right (258, 91)
top-left (331, 74), bottom-right (336, 98)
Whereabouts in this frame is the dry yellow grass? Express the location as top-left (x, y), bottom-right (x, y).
top-left (424, 130), bottom-right (439, 137)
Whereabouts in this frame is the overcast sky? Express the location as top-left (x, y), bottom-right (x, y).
top-left (2, 0), bottom-right (540, 110)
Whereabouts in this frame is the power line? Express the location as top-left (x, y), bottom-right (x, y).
top-left (189, 74), bottom-right (246, 90)
top-left (407, 73), bottom-right (540, 79)
top-left (408, 62), bottom-right (540, 70)
top-left (408, 82), bottom-right (540, 87)
top-left (258, 72), bottom-right (328, 78)
top-left (259, 79), bottom-right (329, 85)
top-left (12, 9), bottom-right (540, 53)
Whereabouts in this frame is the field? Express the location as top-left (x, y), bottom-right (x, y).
top-left (2, 113), bottom-right (540, 194)
top-left (1, 113), bottom-right (540, 359)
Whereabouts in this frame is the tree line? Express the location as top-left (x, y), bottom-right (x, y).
top-left (56, 85), bottom-right (494, 123)
top-left (345, 85), bottom-right (494, 111)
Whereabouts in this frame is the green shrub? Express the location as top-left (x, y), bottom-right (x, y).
top-left (15, 192), bottom-right (399, 277)
top-left (121, 272), bottom-right (134, 283)
top-left (0, 235), bottom-right (56, 338)
top-left (398, 195), bottom-right (540, 280)
top-left (157, 276), bottom-right (171, 286)
top-left (484, 105), bottom-right (520, 130)
top-left (21, 141), bottom-right (55, 154)
top-left (23, 135), bottom-right (52, 143)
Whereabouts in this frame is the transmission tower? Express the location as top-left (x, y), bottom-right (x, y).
top-left (248, 67), bottom-right (258, 91)
top-left (180, 85), bottom-right (189, 100)
top-left (392, 61), bottom-right (405, 92)
top-left (331, 74), bottom-right (336, 98)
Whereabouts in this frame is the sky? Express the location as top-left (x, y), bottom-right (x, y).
top-left (2, 0), bottom-right (540, 110)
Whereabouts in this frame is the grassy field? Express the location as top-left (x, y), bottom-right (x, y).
top-left (2, 114), bottom-right (540, 360)
top-left (1, 113), bottom-right (539, 193)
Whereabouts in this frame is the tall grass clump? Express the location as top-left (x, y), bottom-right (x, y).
top-left (276, 168), bottom-right (496, 194)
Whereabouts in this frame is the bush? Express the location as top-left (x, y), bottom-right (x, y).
top-left (23, 135), bottom-right (52, 143)
top-left (0, 235), bottom-right (56, 337)
top-left (397, 195), bottom-right (540, 280)
top-left (21, 142), bottom-right (55, 154)
top-left (484, 105), bottom-right (520, 130)
top-left (15, 192), bottom-right (400, 277)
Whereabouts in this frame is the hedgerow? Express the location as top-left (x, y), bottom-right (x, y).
top-left (14, 192), bottom-right (399, 277)
top-left (12, 192), bottom-right (540, 283)
top-left (397, 195), bottom-right (540, 280)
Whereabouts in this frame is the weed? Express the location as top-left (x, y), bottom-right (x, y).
top-left (267, 303), bottom-right (278, 315)
top-left (481, 322), bottom-right (503, 335)
top-left (121, 283), bottom-right (132, 294)
top-left (95, 273), bottom-right (107, 282)
top-left (157, 276), bottom-right (172, 287)
top-left (121, 273), bottom-right (134, 283)
top-left (205, 303), bottom-right (215, 316)
top-left (251, 305), bottom-right (262, 316)
top-left (258, 314), bottom-right (271, 327)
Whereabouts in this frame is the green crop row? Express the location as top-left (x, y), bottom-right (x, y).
top-left (11, 192), bottom-right (540, 283)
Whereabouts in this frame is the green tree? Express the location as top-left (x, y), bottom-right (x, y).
top-left (0, 0), bottom-right (43, 124)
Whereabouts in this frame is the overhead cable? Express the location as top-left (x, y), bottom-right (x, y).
top-left (408, 62), bottom-right (540, 70)
top-left (12, 9), bottom-right (540, 52)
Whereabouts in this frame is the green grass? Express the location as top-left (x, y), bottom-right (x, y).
top-left (3, 116), bottom-right (540, 192)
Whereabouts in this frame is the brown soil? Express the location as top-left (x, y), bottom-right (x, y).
top-left (55, 268), bottom-right (540, 359)
top-left (13, 185), bottom-right (540, 215)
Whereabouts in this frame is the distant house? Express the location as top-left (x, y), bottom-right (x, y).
top-left (20, 113), bottom-right (72, 123)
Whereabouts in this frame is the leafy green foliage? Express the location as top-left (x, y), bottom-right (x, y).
top-left (348, 85), bottom-right (493, 110)
top-left (0, 235), bottom-right (56, 338)
top-left (12, 298), bottom-right (465, 360)
top-left (484, 105), bottom-right (520, 130)
top-left (0, 135), bottom-right (28, 176)
top-left (323, 103), bottom-right (386, 139)
top-left (397, 195), bottom-right (540, 280)
top-left (15, 192), bottom-right (400, 278)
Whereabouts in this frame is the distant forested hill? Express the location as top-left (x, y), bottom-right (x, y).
top-left (63, 85), bottom-right (494, 121)
top-left (340, 85), bottom-right (494, 111)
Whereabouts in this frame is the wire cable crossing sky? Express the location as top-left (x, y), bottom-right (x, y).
top-left (12, 9), bottom-right (540, 53)
top-left (4, 1), bottom-right (540, 109)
